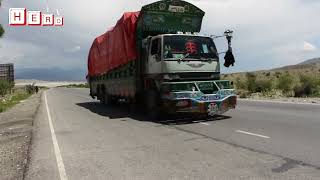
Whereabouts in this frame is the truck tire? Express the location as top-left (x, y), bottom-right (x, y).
top-left (145, 90), bottom-right (162, 122)
top-left (99, 86), bottom-right (111, 105)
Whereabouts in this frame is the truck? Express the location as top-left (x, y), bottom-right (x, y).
top-left (87, 0), bottom-right (237, 120)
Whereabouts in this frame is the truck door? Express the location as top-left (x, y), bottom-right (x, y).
top-left (147, 37), bottom-right (162, 74)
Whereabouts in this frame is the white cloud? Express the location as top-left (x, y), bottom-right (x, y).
top-left (303, 41), bottom-right (317, 52)
top-left (64, 45), bottom-right (81, 53)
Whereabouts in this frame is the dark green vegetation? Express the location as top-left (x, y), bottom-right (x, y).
top-left (0, 80), bottom-right (37, 112)
top-left (0, 80), bottom-right (14, 97)
top-left (0, 0), bottom-right (4, 38)
top-left (58, 83), bottom-right (89, 88)
top-left (223, 59), bottom-right (320, 98)
top-left (0, 24), bottom-right (4, 38)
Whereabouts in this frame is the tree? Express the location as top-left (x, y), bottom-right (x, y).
top-left (0, 24), bottom-right (4, 38)
top-left (0, 0), bottom-right (3, 38)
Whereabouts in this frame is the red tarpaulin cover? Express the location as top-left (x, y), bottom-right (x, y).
top-left (88, 12), bottom-right (140, 77)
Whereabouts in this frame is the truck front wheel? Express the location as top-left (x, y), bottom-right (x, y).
top-left (145, 90), bottom-right (162, 122)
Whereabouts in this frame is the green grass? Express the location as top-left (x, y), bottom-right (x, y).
top-left (0, 91), bottom-right (32, 113)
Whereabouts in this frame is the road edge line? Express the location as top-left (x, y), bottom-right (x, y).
top-left (44, 91), bottom-right (68, 180)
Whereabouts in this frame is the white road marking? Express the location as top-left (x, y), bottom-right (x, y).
top-left (200, 122), bottom-right (211, 126)
top-left (44, 91), bottom-right (68, 180)
top-left (236, 130), bottom-right (270, 139)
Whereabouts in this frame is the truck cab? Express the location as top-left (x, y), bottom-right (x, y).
top-left (144, 34), bottom-right (221, 81)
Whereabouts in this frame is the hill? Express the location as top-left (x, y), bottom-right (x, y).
top-left (298, 58), bottom-right (320, 65)
top-left (273, 58), bottom-right (320, 71)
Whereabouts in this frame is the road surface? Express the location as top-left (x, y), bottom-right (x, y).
top-left (26, 88), bottom-right (320, 179)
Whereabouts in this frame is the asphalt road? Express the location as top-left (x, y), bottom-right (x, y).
top-left (26, 88), bottom-right (320, 180)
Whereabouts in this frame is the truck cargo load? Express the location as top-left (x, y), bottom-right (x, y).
top-left (88, 0), bottom-right (206, 77)
top-left (88, 12), bottom-right (139, 77)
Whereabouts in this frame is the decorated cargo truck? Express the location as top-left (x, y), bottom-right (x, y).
top-left (87, 0), bottom-right (237, 119)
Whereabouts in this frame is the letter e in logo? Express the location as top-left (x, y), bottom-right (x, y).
top-left (54, 17), bottom-right (64, 26)
top-left (27, 11), bottom-right (41, 26)
top-left (9, 8), bottom-right (27, 26)
top-left (42, 14), bottom-right (54, 26)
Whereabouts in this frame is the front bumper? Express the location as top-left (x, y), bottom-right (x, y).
top-left (162, 95), bottom-right (237, 116)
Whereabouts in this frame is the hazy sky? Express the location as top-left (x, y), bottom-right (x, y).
top-left (0, 0), bottom-right (320, 74)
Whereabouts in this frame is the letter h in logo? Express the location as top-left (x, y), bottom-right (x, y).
top-left (9, 8), bottom-right (27, 26)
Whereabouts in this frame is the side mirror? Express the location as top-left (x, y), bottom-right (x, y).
top-left (224, 30), bottom-right (235, 67)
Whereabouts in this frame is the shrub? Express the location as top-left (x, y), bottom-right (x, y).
top-left (255, 79), bottom-right (273, 92)
top-left (265, 72), bottom-right (271, 77)
top-left (0, 80), bottom-right (13, 97)
top-left (294, 74), bottom-right (319, 97)
top-left (246, 73), bottom-right (257, 93)
top-left (238, 90), bottom-right (249, 98)
top-left (0, 24), bottom-right (4, 38)
top-left (25, 85), bottom-right (35, 94)
top-left (314, 86), bottom-right (320, 97)
top-left (235, 77), bottom-right (247, 90)
top-left (276, 73), bottom-right (294, 93)
top-left (236, 73), bottom-right (273, 93)
top-left (275, 72), bottom-right (282, 78)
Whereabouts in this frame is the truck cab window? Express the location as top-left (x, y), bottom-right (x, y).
top-left (163, 35), bottom-right (218, 60)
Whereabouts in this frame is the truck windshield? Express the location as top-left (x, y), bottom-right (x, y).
top-left (163, 36), bottom-right (218, 60)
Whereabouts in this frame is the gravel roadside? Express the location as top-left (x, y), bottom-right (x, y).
top-left (0, 92), bottom-right (41, 180)
top-left (240, 97), bottom-right (320, 104)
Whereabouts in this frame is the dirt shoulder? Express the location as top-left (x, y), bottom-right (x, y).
top-left (240, 96), bottom-right (320, 104)
top-left (0, 92), bottom-right (41, 180)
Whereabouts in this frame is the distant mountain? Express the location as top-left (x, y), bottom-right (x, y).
top-left (273, 57), bottom-right (320, 71)
top-left (298, 58), bottom-right (320, 65)
top-left (15, 67), bottom-right (87, 81)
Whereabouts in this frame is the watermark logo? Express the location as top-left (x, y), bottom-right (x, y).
top-left (9, 8), bottom-right (63, 26)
